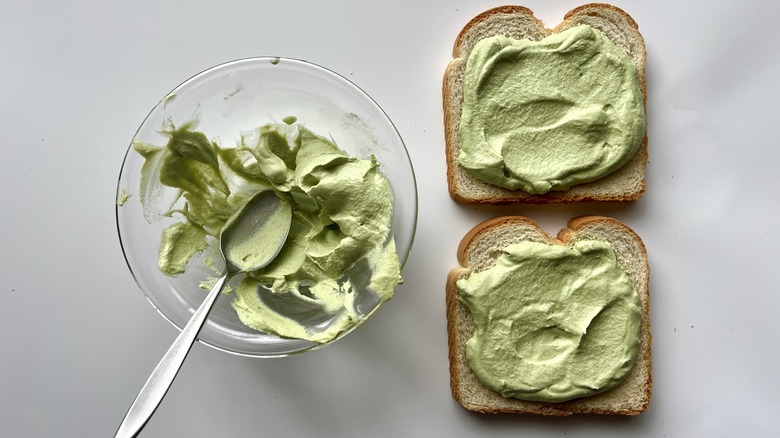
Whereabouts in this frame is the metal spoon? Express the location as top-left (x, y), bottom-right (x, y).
top-left (115, 191), bottom-right (292, 438)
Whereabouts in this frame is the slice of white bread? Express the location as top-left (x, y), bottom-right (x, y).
top-left (446, 216), bottom-right (651, 415)
top-left (443, 4), bottom-right (648, 204)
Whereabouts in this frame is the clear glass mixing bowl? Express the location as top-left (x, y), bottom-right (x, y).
top-left (115, 57), bottom-right (417, 357)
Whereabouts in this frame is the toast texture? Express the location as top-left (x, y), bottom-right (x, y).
top-left (443, 4), bottom-right (648, 204)
top-left (446, 216), bottom-right (651, 415)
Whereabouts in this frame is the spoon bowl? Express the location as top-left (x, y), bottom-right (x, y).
top-left (221, 191), bottom-right (293, 273)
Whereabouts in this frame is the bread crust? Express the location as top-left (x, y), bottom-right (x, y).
top-left (443, 4), bottom-right (648, 204)
top-left (446, 215), bottom-right (651, 415)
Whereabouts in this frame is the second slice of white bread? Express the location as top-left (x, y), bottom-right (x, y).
top-left (446, 216), bottom-right (651, 415)
top-left (443, 4), bottom-right (648, 204)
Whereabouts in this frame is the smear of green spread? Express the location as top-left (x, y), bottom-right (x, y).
top-left (456, 240), bottom-right (641, 402)
top-left (116, 189), bottom-right (131, 206)
top-left (458, 25), bottom-right (646, 194)
top-left (135, 120), bottom-right (402, 343)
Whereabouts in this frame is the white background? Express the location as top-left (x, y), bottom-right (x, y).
top-left (2, 1), bottom-right (778, 437)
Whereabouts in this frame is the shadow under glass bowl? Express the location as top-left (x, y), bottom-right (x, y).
top-left (115, 57), bottom-right (417, 357)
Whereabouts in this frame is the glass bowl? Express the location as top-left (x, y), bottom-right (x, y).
top-left (115, 57), bottom-right (417, 357)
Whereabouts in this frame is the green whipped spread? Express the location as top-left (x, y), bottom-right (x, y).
top-left (456, 240), bottom-right (641, 402)
top-left (458, 25), bottom-right (646, 194)
top-left (134, 118), bottom-right (402, 343)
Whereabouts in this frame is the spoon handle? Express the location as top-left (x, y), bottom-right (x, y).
top-left (115, 273), bottom-right (229, 438)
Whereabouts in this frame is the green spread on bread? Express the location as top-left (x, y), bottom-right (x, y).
top-left (457, 25), bottom-right (646, 194)
top-left (456, 239), bottom-right (641, 402)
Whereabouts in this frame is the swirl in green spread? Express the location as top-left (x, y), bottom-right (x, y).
top-left (456, 240), bottom-right (641, 402)
top-left (134, 118), bottom-right (402, 343)
top-left (458, 25), bottom-right (646, 194)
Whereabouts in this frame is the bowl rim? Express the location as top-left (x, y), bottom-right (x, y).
top-left (115, 56), bottom-right (418, 357)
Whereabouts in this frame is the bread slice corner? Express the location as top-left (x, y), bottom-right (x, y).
top-left (443, 4), bottom-right (648, 204)
top-left (446, 215), bottom-right (651, 415)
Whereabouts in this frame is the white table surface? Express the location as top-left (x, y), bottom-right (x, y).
top-left (2, 1), bottom-right (779, 436)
